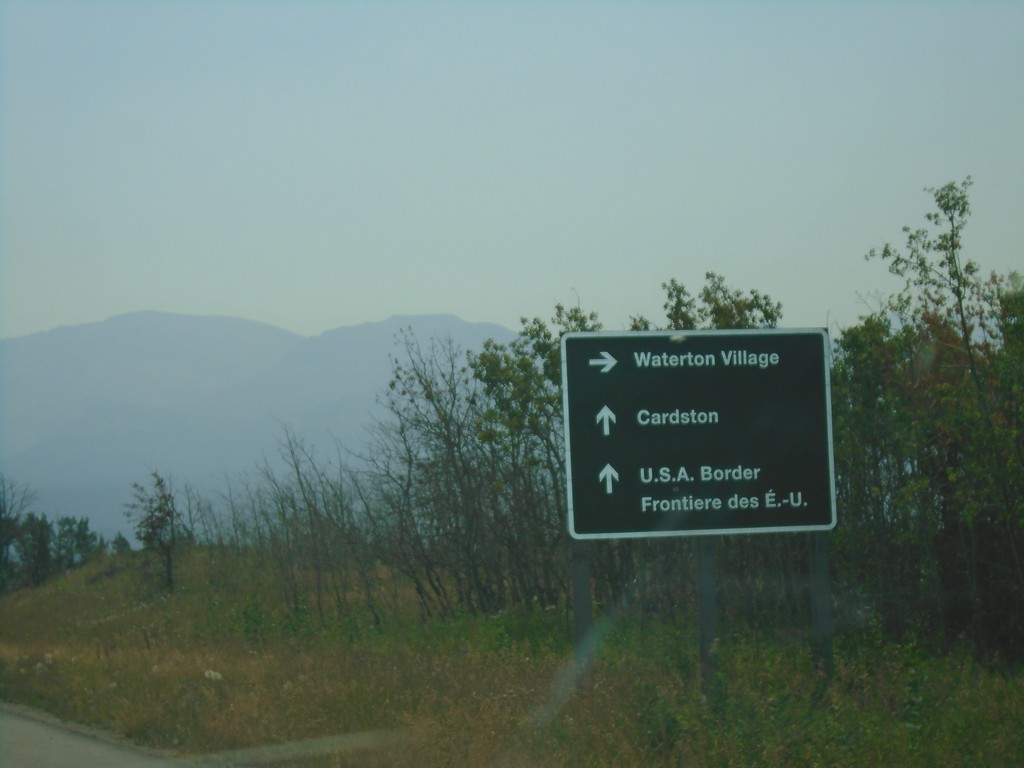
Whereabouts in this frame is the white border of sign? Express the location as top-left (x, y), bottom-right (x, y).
top-left (561, 328), bottom-right (837, 540)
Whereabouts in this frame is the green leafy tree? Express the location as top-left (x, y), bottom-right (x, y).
top-left (830, 312), bottom-right (942, 637)
top-left (53, 516), bottom-right (99, 570)
top-left (14, 512), bottom-right (54, 587)
top-left (111, 532), bottom-right (132, 555)
top-left (632, 272), bottom-right (782, 332)
top-left (836, 178), bottom-right (1024, 656)
top-left (469, 304), bottom-right (603, 609)
top-left (126, 471), bottom-right (181, 590)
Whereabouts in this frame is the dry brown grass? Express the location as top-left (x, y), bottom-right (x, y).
top-left (3, 548), bottom-right (1024, 767)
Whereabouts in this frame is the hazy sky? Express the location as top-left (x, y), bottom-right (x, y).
top-left (1, 1), bottom-right (1021, 340)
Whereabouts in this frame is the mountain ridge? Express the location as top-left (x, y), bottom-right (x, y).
top-left (0, 312), bottom-right (515, 538)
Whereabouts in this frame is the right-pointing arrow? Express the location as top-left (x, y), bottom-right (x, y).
top-left (595, 405), bottom-right (616, 436)
top-left (598, 464), bottom-right (620, 494)
top-left (588, 351), bottom-right (617, 374)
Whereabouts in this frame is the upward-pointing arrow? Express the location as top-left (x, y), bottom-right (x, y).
top-left (598, 464), bottom-right (619, 494)
top-left (595, 405), bottom-right (616, 436)
top-left (588, 351), bottom-right (617, 374)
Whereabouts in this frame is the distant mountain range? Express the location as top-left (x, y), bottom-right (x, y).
top-left (0, 312), bottom-right (514, 539)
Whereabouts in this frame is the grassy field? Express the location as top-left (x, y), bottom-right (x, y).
top-left (1, 547), bottom-right (1022, 767)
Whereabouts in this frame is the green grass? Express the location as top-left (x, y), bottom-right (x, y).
top-left (2, 547), bottom-right (1022, 766)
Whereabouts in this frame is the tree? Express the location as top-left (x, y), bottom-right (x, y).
top-left (357, 330), bottom-right (500, 618)
top-left (0, 475), bottom-right (35, 590)
top-left (111, 532), bottom-right (132, 555)
top-left (14, 513), bottom-right (54, 588)
top-left (830, 311), bottom-right (942, 637)
top-left (53, 516), bottom-right (99, 570)
top-left (469, 304), bottom-right (603, 610)
top-left (353, 308), bottom-right (604, 619)
top-left (632, 272), bottom-right (782, 332)
top-left (126, 471), bottom-right (181, 590)
top-left (839, 178), bottom-right (1024, 656)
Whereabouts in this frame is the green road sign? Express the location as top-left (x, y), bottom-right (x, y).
top-left (561, 329), bottom-right (836, 539)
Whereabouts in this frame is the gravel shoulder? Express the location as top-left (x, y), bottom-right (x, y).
top-left (0, 701), bottom-right (193, 767)
top-left (0, 701), bottom-right (410, 767)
